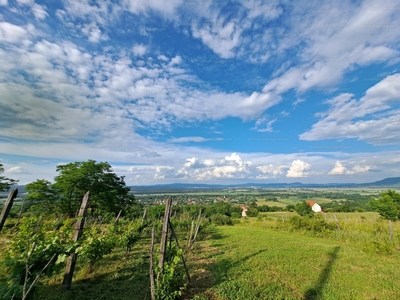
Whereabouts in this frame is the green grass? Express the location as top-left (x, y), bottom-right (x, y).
top-left (255, 200), bottom-right (287, 207)
top-left (2, 215), bottom-right (399, 300)
top-left (186, 222), bottom-right (400, 300)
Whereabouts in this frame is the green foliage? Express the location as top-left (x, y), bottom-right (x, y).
top-left (210, 214), bottom-right (232, 226)
top-left (362, 241), bottom-right (394, 254)
top-left (1, 217), bottom-right (76, 299)
top-left (155, 245), bottom-right (187, 300)
top-left (205, 202), bottom-right (232, 217)
top-left (110, 219), bottom-right (145, 254)
top-left (25, 180), bottom-right (61, 217)
top-left (76, 226), bottom-right (116, 273)
top-left (294, 201), bottom-right (313, 217)
top-left (369, 190), bottom-right (400, 221)
top-left (0, 162), bottom-right (18, 192)
top-left (246, 208), bottom-right (259, 217)
top-left (27, 159), bottom-right (138, 217)
top-left (231, 212), bottom-right (241, 218)
top-left (287, 215), bottom-right (336, 233)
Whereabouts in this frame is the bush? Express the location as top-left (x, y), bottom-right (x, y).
top-left (246, 208), bottom-right (259, 217)
top-left (288, 215), bottom-right (336, 233)
top-left (231, 212), bottom-right (241, 218)
top-left (210, 214), bottom-right (232, 226)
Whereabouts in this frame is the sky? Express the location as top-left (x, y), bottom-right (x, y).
top-left (0, 0), bottom-right (400, 186)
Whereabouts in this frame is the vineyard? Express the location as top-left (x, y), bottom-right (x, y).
top-left (1, 182), bottom-right (400, 299)
top-left (0, 190), bottom-right (208, 300)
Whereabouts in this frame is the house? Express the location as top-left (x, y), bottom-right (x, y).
top-left (240, 205), bottom-right (248, 217)
top-left (306, 200), bottom-right (323, 213)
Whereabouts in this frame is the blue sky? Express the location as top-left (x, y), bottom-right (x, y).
top-left (1, 0), bottom-right (400, 185)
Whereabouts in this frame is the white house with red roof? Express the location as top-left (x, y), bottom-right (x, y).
top-left (306, 200), bottom-right (322, 213)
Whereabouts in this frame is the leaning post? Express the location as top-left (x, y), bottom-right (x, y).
top-left (62, 192), bottom-right (90, 290)
top-left (0, 188), bottom-right (18, 232)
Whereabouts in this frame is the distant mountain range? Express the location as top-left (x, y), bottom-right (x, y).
top-left (3, 177), bottom-right (400, 196)
top-left (129, 177), bottom-right (400, 192)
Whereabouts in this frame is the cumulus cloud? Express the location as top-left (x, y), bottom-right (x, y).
top-left (328, 161), bottom-right (347, 175)
top-left (286, 160), bottom-right (311, 177)
top-left (257, 164), bottom-right (286, 177)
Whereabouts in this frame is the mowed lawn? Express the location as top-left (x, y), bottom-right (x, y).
top-left (186, 223), bottom-right (400, 300)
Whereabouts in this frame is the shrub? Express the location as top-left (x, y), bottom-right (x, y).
top-left (210, 214), bottom-right (232, 226)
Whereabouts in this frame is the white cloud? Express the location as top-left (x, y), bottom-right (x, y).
top-left (132, 44), bottom-right (146, 56)
top-left (252, 117), bottom-right (276, 132)
top-left (257, 164), bottom-right (286, 177)
top-left (169, 136), bottom-right (207, 143)
top-left (32, 3), bottom-right (48, 20)
top-left (300, 74), bottom-right (400, 145)
top-left (286, 160), bottom-right (311, 178)
top-left (0, 22), bottom-right (29, 43)
top-left (81, 22), bottom-right (107, 42)
top-left (6, 166), bottom-right (23, 173)
top-left (122, 0), bottom-right (183, 16)
top-left (328, 161), bottom-right (347, 175)
top-left (0, 0), bottom-right (8, 6)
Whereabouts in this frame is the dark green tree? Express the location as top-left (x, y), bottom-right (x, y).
top-left (369, 190), bottom-right (400, 221)
top-left (25, 179), bottom-right (61, 217)
top-left (294, 201), bottom-right (313, 217)
top-left (52, 160), bottom-right (136, 217)
top-left (0, 162), bottom-right (18, 192)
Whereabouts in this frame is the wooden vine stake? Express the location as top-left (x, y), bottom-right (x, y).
top-left (187, 209), bottom-right (202, 251)
top-left (62, 192), bottom-right (90, 290)
top-left (0, 188), bottom-right (18, 232)
top-left (149, 227), bottom-right (156, 300)
top-left (158, 196), bottom-right (172, 273)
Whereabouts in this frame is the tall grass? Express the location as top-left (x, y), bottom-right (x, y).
top-left (254, 213), bottom-right (400, 254)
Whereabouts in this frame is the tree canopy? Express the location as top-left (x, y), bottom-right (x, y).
top-left (369, 190), bottom-right (400, 221)
top-left (26, 160), bottom-right (137, 217)
top-left (0, 163), bottom-right (18, 192)
top-left (294, 201), bottom-right (313, 217)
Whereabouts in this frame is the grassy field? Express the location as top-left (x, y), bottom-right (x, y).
top-left (1, 213), bottom-right (399, 300)
top-left (255, 200), bottom-right (287, 207)
top-left (186, 220), bottom-right (400, 300)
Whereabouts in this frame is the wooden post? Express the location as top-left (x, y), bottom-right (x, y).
top-left (333, 213), bottom-right (340, 231)
top-left (158, 196), bottom-right (172, 271)
top-left (188, 209), bottom-right (202, 250)
top-left (114, 209), bottom-right (122, 225)
top-left (141, 207), bottom-right (147, 226)
top-left (62, 192), bottom-right (90, 290)
top-left (187, 220), bottom-right (194, 250)
top-left (149, 227), bottom-right (156, 300)
top-left (0, 188), bottom-right (18, 232)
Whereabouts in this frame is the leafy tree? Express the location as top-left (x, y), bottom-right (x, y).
top-left (246, 207), bottom-right (259, 217)
top-left (294, 201), bottom-right (313, 217)
top-left (369, 190), bottom-right (400, 221)
top-left (25, 179), bottom-right (61, 217)
top-left (51, 160), bottom-right (135, 217)
top-left (0, 162), bottom-right (18, 192)
top-left (27, 160), bottom-right (137, 217)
